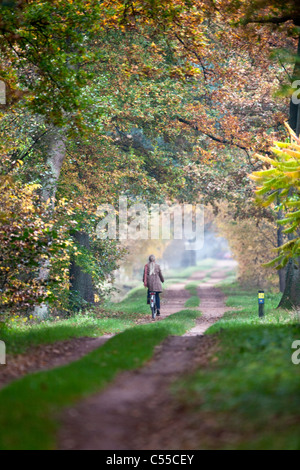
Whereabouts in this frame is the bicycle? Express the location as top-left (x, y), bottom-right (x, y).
top-left (149, 291), bottom-right (157, 320)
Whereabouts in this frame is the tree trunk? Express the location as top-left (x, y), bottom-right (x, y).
top-left (278, 229), bottom-right (299, 307)
top-left (34, 128), bottom-right (66, 318)
top-left (41, 128), bottom-right (67, 203)
top-left (278, 35), bottom-right (300, 308)
top-left (69, 231), bottom-right (95, 310)
top-left (277, 204), bottom-right (286, 292)
top-left (278, 229), bottom-right (286, 293)
top-left (278, 258), bottom-right (300, 309)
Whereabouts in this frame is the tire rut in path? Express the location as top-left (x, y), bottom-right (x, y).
top-left (59, 262), bottom-right (232, 450)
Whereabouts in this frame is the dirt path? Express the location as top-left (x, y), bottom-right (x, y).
top-left (58, 261), bottom-right (234, 450)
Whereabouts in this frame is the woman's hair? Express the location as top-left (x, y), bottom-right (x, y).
top-left (148, 254), bottom-right (156, 275)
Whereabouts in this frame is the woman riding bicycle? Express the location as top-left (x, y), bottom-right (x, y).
top-left (143, 254), bottom-right (164, 317)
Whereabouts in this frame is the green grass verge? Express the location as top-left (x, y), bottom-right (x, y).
top-left (0, 315), bottom-right (135, 356)
top-left (0, 309), bottom-right (200, 450)
top-left (172, 283), bottom-right (300, 450)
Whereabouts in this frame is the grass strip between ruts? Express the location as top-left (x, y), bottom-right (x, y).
top-left (0, 308), bottom-right (200, 450)
top-left (184, 281), bottom-right (201, 308)
top-left (184, 296), bottom-right (200, 308)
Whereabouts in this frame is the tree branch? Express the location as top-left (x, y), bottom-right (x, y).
top-left (177, 116), bottom-right (248, 150)
top-left (243, 15), bottom-right (296, 25)
top-left (177, 116), bottom-right (257, 167)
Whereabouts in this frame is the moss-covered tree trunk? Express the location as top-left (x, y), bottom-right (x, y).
top-left (278, 258), bottom-right (300, 309)
top-left (33, 128), bottom-right (66, 318)
top-left (69, 231), bottom-right (94, 310)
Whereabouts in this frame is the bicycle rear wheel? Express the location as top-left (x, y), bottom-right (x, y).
top-left (150, 292), bottom-right (157, 319)
top-left (151, 305), bottom-right (157, 319)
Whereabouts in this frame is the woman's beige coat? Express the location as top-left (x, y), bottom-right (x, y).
top-left (143, 262), bottom-right (164, 292)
